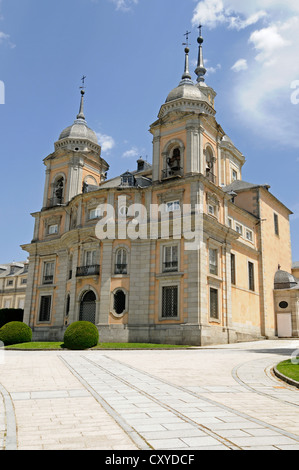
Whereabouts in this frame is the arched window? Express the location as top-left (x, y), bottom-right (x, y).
top-left (162, 141), bottom-right (184, 180)
top-left (167, 147), bottom-right (181, 172)
top-left (65, 294), bottom-right (70, 317)
top-left (113, 290), bottom-right (126, 315)
top-left (205, 147), bottom-right (216, 183)
top-left (115, 248), bottom-right (128, 275)
top-left (52, 176), bottom-right (65, 206)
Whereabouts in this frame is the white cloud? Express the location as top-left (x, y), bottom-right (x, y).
top-left (192, 0), bottom-right (267, 29)
top-left (122, 146), bottom-right (140, 159)
top-left (109, 0), bottom-right (138, 12)
top-left (249, 25), bottom-right (290, 64)
top-left (192, 1), bottom-right (299, 147)
top-left (229, 11), bottom-right (268, 30)
top-left (96, 133), bottom-right (115, 153)
top-left (206, 63), bottom-right (221, 75)
top-left (231, 59), bottom-right (248, 72)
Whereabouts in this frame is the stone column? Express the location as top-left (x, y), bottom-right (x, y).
top-left (98, 240), bottom-right (113, 325)
top-left (54, 249), bottom-right (69, 328)
top-left (128, 240), bottom-right (152, 326)
top-left (152, 133), bottom-right (161, 182)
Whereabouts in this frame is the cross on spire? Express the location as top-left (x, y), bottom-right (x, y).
top-left (80, 75), bottom-right (86, 91)
top-left (183, 30), bottom-right (191, 48)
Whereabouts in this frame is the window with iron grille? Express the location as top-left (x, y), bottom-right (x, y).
top-left (248, 262), bottom-right (255, 291)
top-left (162, 286), bottom-right (178, 318)
top-left (210, 288), bottom-right (219, 320)
top-left (39, 296), bottom-right (52, 322)
top-left (114, 290), bottom-right (126, 315)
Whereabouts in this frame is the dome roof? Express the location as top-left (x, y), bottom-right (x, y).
top-left (166, 81), bottom-right (208, 103)
top-left (58, 89), bottom-right (98, 146)
top-left (59, 119), bottom-right (98, 145)
top-left (274, 269), bottom-right (298, 290)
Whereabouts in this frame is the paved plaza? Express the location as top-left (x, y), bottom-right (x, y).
top-left (0, 340), bottom-right (299, 450)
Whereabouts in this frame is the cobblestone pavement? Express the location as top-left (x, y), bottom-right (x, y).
top-left (0, 340), bottom-right (299, 450)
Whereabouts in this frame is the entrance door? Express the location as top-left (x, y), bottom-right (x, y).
top-left (277, 313), bottom-right (292, 338)
top-left (79, 291), bottom-right (96, 324)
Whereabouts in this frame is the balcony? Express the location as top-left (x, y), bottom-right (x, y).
top-left (115, 264), bottom-right (128, 275)
top-left (161, 167), bottom-right (183, 180)
top-left (206, 170), bottom-right (216, 184)
top-left (163, 261), bottom-right (179, 273)
top-left (47, 197), bottom-right (64, 208)
top-left (43, 275), bottom-right (54, 285)
top-left (76, 265), bottom-right (100, 277)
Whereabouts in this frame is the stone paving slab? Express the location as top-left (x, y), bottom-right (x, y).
top-left (0, 340), bottom-right (298, 450)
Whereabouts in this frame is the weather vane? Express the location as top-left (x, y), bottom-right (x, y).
top-left (183, 31), bottom-right (191, 48)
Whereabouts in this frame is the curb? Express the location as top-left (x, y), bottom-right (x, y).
top-left (273, 366), bottom-right (299, 390)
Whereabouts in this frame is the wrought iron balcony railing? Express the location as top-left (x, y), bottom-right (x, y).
top-left (43, 275), bottom-right (54, 285)
top-left (161, 168), bottom-right (183, 180)
top-left (76, 265), bottom-right (100, 277)
top-left (163, 261), bottom-right (179, 272)
top-left (115, 264), bottom-right (128, 275)
top-left (206, 170), bottom-right (216, 184)
top-left (47, 197), bottom-right (64, 208)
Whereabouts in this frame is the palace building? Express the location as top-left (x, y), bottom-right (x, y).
top-left (21, 32), bottom-right (299, 345)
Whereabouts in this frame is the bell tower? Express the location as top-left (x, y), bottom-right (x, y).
top-left (42, 86), bottom-right (109, 210)
top-left (150, 29), bottom-right (218, 185)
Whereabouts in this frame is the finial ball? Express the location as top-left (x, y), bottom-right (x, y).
top-left (198, 36), bottom-right (204, 44)
top-left (184, 47), bottom-right (190, 54)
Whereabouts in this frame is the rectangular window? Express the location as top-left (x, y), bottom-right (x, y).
top-left (235, 223), bottom-right (243, 235)
top-left (4, 300), bottom-right (11, 309)
top-left (209, 248), bottom-right (218, 276)
top-left (163, 245), bottom-right (178, 272)
top-left (228, 218), bottom-right (233, 228)
top-left (7, 280), bottom-right (13, 286)
top-left (274, 213), bottom-right (279, 236)
top-left (231, 254), bottom-right (236, 285)
top-left (84, 250), bottom-right (96, 266)
top-left (232, 170), bottom-right (238, 181)
top-left (43, 262), bottom-right (54, 285)
top-left (48, 224), bottom-right (58, 235)
top-left (39, 296), bottom-right (52, 323)
top-left (246, 229), bottom-right (253, 242)
top-left (166, 201), bottom-right (180, 213)
top-left (210, 288), bottom-right (219, 320)
top-left (21, 278), bottom-right (27, 285)
top-left (208, 204), bottom-right (215, 216)
top-left (89, 208), bottom-right (102, 220)
top-left (248, 262), bottom-right (255, 292)
top-left (162, 286), bottom-right (178, 318)
top-left (18, 298), bottom-right (25, 309)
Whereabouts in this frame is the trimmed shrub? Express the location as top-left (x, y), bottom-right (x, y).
top-left (0, 322), bottom-right (32, 346)
top-left (0, 309), bottom-right (24, 328)
top-left (63, 321), bottom-right (99, 350)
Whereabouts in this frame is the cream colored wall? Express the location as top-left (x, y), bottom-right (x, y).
top-left (259, 189), bottom-right (292, 333)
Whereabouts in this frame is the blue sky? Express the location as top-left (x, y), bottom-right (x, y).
top-left (0, 0), bottom-right (298, 264)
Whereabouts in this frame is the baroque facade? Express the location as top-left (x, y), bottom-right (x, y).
top-left (21, 34), bottom-right (298, 345)
top-left (0, 261), bottom-right (29, 311)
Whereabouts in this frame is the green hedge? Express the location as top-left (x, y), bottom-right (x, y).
top-left (0, 309), bottom-right (24, 328)
top-left (64, 321), bottom-right (99, 350)
top-left (0, 322), bottom-right (32, 346)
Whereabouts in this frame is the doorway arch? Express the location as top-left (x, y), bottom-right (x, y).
top-left (79, 291), bottom-right (96, 324)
